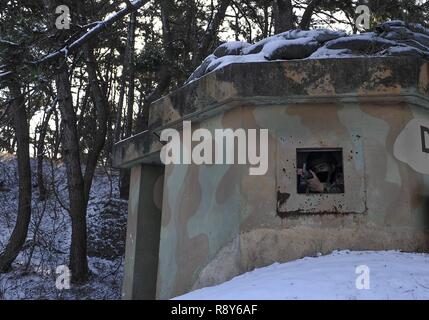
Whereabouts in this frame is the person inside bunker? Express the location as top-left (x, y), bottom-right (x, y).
top-left (297, 152), bottom-right (344, 194)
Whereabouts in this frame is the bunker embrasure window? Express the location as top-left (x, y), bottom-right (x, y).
top-left (296, 148), bottom-right (344, 194)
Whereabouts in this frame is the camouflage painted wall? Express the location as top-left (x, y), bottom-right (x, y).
top-left (156, 101), bottom-right (429, 299)
top-left (113, 57), bottom-right (429, 300)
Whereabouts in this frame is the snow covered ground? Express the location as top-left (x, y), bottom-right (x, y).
top-left (175, 251), bottom-right (429, 300)
top-left (3, 153), bottom-right (429, 300)
top-left (0, 154), bottom-right (127, 300)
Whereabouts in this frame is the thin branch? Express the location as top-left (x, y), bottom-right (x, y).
top-left (300, 0), bottom-right (322, 30)
top-left (33, 0), bottom-right (150, 65)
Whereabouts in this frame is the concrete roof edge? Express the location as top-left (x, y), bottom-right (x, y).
top-left (147, 57), bottom-right (429, 130)
top-left (113, 56), bottom-right (429, 168)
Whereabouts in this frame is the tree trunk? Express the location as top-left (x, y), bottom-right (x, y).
top-left (120, 11), bottom-right (137, 200)
top-left (137, 0), bottom-right (174, 133)
top-left (0, 79), bottom-right (32, 272)
top-left (273, 0), bottom-right (294, 34)
top-left (192, 0), bottom-right (231, 66)
top-left (113, 74), bottom-right (126, 143)
top-left (299, 0), bottom-right (322, 30)
top-left (55, 66), bottom-right (88, 283)
top-left (263, 3), bottom-right (270, 38)
top-left (82, 44), bottom-right (109, 203)
top-left (36, 105), bottom-right (54, 201)
top-left (113, 51), bottom-right (127, 200)
top-left (124, 12), bottom-right (137, 139)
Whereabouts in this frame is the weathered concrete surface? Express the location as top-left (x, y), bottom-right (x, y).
top-left (113, 130), bottom-right (163, 169)
top-left (155, 102), bottom-right (429, 299)
top-left (122, 165), bottom-right (164, 300)
top-left (113, 57), bottom-right (429, 300)
top-left (114, 57), bottom-right (429, 169)
top-left (148, 57), bottom-right (429, 130)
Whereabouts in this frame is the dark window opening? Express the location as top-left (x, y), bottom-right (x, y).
top-left (296, 148), bottom-right (344, 194)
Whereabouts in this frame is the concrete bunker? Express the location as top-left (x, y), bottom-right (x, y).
top-left (113, 56), bottom-right (429, 300)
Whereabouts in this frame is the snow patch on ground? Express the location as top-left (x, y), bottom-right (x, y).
top-left (175, 251), bottom-right (429, 300)
top-left (0, 154), bottom-right (127, 300)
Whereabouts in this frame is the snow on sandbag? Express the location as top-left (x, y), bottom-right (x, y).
top-left (379, 26), bottom-right (417, 40)
top-left (309, 47), bottom-right (353, 59)
top-left (324, 34), bottom-right (398, 54)
top-left (377, 20), bottom-right (429, 37)
top-left (242, 29), bottom-right (345, 55)
top-left (406, 23), bottom-right (429, 37)
top-left (205, 57), bottom-right (225, 73)
top-left (380, 45), bottom-right (429, 58)
top-left (213, 41), bottom-right (251, 57)
top-left (205, 54), bottom-right (266, 74)
top-left (185, 54), bottom-right (216, 84)
top-left (278, 29), bottom-right (347, 43)
top-left (185, 20), bottom-right (429, 84)
top-left (263, 38), bottom-right (320, 60)
top-left (377, 22), bottom-right (429, 49)
top-left (396, 39), bottom-right (429, 52)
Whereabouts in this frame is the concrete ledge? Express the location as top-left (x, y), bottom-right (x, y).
top-left (149, 57), bottom-right (429, 128)
top-left (112, 130), bottom-right (163, 169)
top-left (113, 57), bottom-right (429, 169)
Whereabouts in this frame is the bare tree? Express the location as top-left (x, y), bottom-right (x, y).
top-left (36, 100), bottom-right (55, 201)
top-left (300, 0), bottom-right (323, 29)
top-left (273, 0), bottom-right (294, 33)
top-left (118, 11), bottom-right (137, 199)
top-left (0, 77), bottom-right (32, 272)
top-left (55, 64), bottom-right (89, 282)
top-left (192, 0), bottom-right (232, 66)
